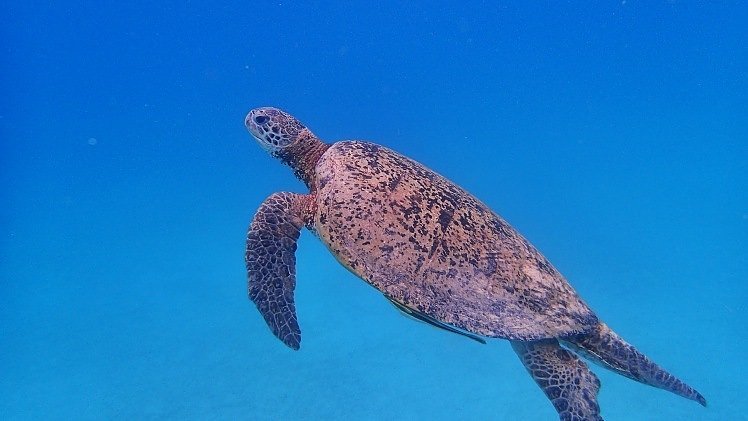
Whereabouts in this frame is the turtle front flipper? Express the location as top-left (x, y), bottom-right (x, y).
top-left (246, 192), bottom-right (313, 350)
top-left (512, 339), bottom-right (603, 421)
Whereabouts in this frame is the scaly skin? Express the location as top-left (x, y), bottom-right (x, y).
top-left (512, 339), bottom-right (603, 421)
top-left (562, 323), bottom-right (707, 406)
top-left (246, 191), bottom-right (315, 349)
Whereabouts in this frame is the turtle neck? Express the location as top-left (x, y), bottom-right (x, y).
top-left (273, 129), bottom-right (330, 190)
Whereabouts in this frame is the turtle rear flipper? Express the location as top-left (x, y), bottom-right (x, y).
top-left (561, 322), bottom-right (706, 406)
top-left (246, 192), bottom-right (312, 350)
top-left (512, 339), bottom-right (603, 421)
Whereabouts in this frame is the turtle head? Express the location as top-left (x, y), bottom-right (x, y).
top-left (245, 106), bottom-right (329, 188)
top-left (245, 107), bottom-right (307, 154)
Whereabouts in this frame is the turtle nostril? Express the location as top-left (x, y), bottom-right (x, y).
top-left (254, 115), bottom-right (270, 125)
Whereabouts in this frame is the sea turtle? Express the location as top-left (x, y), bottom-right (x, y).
top-left (243, 107), bottom-right (706, 420)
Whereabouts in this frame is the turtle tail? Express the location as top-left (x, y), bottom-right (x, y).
top-left (561, 322), bottom-right (706, 406)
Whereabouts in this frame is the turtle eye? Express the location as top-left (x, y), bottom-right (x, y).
top-left (254, 115), bottom-right (270, 125)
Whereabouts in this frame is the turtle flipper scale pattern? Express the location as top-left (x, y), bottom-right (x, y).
top-left (562, 323), bottom-right (707, 406)
top-left (512, 339), bottom-right (603, 421)
top-left (246, 192), bottom-right (310, 350)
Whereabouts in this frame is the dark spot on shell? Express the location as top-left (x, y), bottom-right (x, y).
top-left (437, 209), bottom-right (453, 232)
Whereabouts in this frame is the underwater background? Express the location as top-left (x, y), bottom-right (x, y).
top-left (2, 2), bottom-right (746, 420)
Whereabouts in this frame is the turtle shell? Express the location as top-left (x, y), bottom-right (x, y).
top-left (312, 141), bottom-right (597, 340)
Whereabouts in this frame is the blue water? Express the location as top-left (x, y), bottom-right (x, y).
top-left (2, 2), bottom-right (746, 420)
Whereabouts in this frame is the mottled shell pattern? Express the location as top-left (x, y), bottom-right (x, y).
top-left (312, 141), bottom-right (597, 340)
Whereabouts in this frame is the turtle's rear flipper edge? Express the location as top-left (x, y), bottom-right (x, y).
top-left (512, 339), bottom-right (603, 421)
top-left (561, 322), bottom-right (706, 406)
top-left (246, 192), bottom-right (311, 350)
